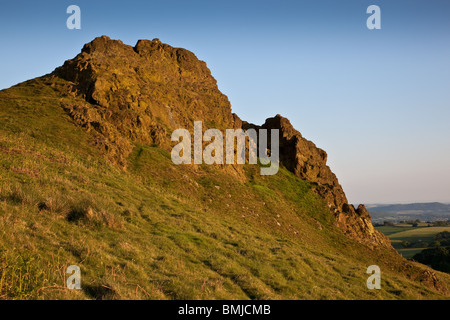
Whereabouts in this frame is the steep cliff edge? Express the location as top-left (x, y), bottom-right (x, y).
top-left (54, 35), bottom-right (388, 248)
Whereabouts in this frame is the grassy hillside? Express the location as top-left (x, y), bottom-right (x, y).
top-left (0, 76), bottom-right (449, 299)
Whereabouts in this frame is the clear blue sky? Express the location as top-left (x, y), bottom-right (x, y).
top-left (1, 0), bottom-right (449, 204)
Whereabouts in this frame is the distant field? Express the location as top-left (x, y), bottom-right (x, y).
top-left (397, 248), bottom-right (428, 259)
top-left (375, 226), bottom-right (450, 259)
top-left (375, 226), bottom-right (419, 236)
top-left (389, 227), bottom-right (450, 241)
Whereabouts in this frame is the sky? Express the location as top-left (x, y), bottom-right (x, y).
top-left (0, 0), bottom-right (449, 204)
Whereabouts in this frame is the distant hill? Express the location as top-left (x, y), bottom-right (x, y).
top-left (370, 203), bottom-right (450, 213)
top-left (368, 203), bottom-right (450, 223)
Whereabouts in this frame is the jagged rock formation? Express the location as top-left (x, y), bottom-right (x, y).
top-left (245, 115), bottom-right (391, 248)
top-left (53, 36), bottom-right (390, 249)
top-left (54, 35), bottom-right (240, 165)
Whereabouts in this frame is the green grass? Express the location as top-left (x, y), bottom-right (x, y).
top-left (375, 226), bottom-right (420, 236)
top-left (376, 225), bottom-right (450, 259)
top-left (389, 227), bottom-right (450, 242)
top-left (0, 76), bottom-right (449, 299)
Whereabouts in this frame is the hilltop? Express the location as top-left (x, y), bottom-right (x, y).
top-left (0, 36), bottom-right (449, 299)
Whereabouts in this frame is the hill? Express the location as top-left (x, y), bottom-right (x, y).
top-left (369, 203), bottom-right (450, 223)
top-left (370, 203), bottom-right (450, 213)
top-left (0, 36), bottom-right (449, 299)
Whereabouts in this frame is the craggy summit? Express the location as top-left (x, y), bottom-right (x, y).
top-left (55, 36), bottom-right (387, 248)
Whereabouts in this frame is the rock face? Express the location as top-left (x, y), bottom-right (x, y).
top-left (55, 36), bottom-right (240, 165)
top-left (245, 115), bottom-right (390, 248)
top-left (54, 36), bottom-right (390, 248)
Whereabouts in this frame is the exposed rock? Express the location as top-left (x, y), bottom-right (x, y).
top-left (246, 114), bottom-right (391, 248)
top-left (54, 35), bottom-right (239, 166)
top-left (53, 36), bottom-right (390, 248)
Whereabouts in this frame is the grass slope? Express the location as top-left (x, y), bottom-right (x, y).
top-left (0, 76), bottom-right (449, 299)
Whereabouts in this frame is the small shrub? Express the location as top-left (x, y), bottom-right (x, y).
top-left (37, 197), bottom-right (70, 216)
top-left (66, 199), bottom-right (95, 223)
top-left (65, 198), bottom-right (121, 229)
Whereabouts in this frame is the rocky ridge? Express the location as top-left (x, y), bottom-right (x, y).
top-left (54, 36), bottom-right (390, 248)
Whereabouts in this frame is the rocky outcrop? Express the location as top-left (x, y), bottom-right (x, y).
top-left (245, 115), bottom-right (391, 248)
top-left (54, 36), bottom-right (240, 166)
top-left (53, 36), bottom-right (390, 248)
